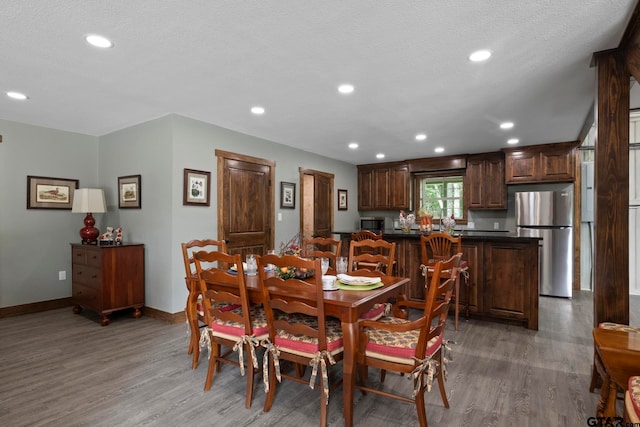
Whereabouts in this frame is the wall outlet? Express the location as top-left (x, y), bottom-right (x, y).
top-left (277, 213), bottom-right (282, 221)
top-left (467, 222), bottom-right (475, 229)
top-left (493, 222), bottom-right (500, 230)
top-left (58, 270), bottom-right (66, 280)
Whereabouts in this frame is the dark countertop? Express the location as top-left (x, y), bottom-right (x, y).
top-left (334, 229), bottom-right (541, 242)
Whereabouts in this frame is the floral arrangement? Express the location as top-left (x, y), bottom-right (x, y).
top-left (276, 232), bottom-right (312, 279)
top-left (399, 210), bottom-right (416, 231)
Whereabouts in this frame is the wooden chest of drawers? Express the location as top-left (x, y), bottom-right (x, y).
top-left (71, 243), bottom-right (145, 326)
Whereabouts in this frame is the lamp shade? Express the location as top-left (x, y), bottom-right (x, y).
top-left (72, 188), bottom-right (106, 213)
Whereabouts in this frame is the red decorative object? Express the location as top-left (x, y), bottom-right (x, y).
top-left (79, 213), bottom-right (99, 244)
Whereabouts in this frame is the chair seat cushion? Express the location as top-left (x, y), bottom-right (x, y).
top-left (274, 313), bottom-right (343, 357)
top-left (364, 316), bottom-right (442, 365)
top-left (359, 303), bottom-right (388, 321)
top-left (598, 322), bottom-right (640, 333)
top-left (197, 296), bottom-right (240, 317)
top-left (628, 376), bottom-right (640, 422)
top-left (210, 305), bottom-right (268, 339)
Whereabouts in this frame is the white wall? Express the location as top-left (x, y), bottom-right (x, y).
top-left (0, 119), bottom-right (98, 307)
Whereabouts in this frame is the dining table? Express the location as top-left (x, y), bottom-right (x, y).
top-left (592, 326), bottom-right (640, 418)
top-left (239, 270), bottom-right (410, 427)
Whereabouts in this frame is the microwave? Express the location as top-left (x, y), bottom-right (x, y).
top-left (360, 217), bottom-right (385, 232)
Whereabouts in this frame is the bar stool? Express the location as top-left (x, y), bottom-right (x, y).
top-left (419, 232), bottom-right (470, 331)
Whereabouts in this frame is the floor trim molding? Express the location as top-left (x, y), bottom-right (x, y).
top-left (0, 297), bottom-right (73, 319)
top-left (143, 306), bottom-right (186, 324)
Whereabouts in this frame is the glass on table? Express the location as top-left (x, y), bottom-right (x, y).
top-left (266, 249), bottom-right (276, 271)
top-left (245, 254), bottom-right (258, 275)
top-left (336, 256), bottom-right (348, 275)
top-left (320, 257), bottom-right (329, 275)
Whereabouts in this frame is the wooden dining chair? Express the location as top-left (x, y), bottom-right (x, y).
top-left (302, 236), bottom-right (343, 269)
top-left (356, 253), bottom-right (462, 427)
top-left (348, 238), bottom-right (396, 275)
top-left (420, 233), bottom-right (470, 331)
top-left (181, 238), bottom-right (229, 369)
top-left (257, 254), bottom-right (344, 427)
top-left (193, 249), bottom-right (267, 409)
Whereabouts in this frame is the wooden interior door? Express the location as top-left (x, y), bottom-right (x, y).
top-left (300, 168), bottom-right (333, 238)
top-left (216, 150), bottom-right (274, 257)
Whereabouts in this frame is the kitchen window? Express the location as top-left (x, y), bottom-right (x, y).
top-left (415, 173), bottom-right (466, 222)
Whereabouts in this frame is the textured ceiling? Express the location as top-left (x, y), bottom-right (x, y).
top-left (1, 1), bottom-right (637, 164)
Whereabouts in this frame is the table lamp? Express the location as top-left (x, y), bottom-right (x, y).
top-left (72, 188), bottom-right (106, 245)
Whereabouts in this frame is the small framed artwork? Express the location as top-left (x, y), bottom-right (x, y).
top-left (27, 175), bottom-right (79, 209)
top-left (280, 181), bottom-right (296, 209)
top-left (118, 175), bottom-right (141, 209)
top-left (338, 189), bottom-right (348, 210)
top-left (183, 168), bottom-right (211, 206)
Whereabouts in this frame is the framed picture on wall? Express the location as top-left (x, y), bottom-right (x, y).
top-left (338, 189), bottom-right (348, 210)
top-left (27, 175), bottom-right (79, 209)
top-left (183, 168), bottom-right (211, 206)
top-left (118, 175), bottom-right (141, 209)
top-left (280, 181), bottom-right (296, 209)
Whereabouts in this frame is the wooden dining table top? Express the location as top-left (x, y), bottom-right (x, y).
top-left (593, 327), bottom-right (640, 388)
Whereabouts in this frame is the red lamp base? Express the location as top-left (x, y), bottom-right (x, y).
top-left (79, 213), bottom-right (100, 245)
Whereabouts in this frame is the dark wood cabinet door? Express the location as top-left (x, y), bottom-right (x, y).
top-left (484, 242), bottom-right (527, 319)
top-left (465, 158), bottom-right (484, 209)
top-left (505, 150), bottom-right (537, 183)
top-left (389, 164), bottom-right (410, 209)
top-left (357, 168), bottom-right (374, 210)
top-left (483, 154), bottom-right (506, 208)
top-left (539, 145), bottom-right (575, 182)
top-left (460, 241), bottom-right (482, 313)
top-left (373, 167), bottom-right (390, 209)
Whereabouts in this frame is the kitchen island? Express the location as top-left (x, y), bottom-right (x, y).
top-left (335, 230), bottom-right (540, 330)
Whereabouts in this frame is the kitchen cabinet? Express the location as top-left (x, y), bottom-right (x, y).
top-left (466, 152), bottom-right (506, 210)
top-left (71, 243), bottom-right (145, 326)
top-left (504, 141), bottom-right (577, 184)
top-left (336, 232), bottom-right (540, 330)
top-left (357, 162), bottom-right (409, 211)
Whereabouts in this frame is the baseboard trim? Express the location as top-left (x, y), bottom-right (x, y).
top-left (0, 297), bottom-right (73, 319)
top-left (143, 306), bottom-right (186, 324)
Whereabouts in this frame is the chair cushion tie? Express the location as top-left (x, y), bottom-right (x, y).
top-left (199, 326), bottom-right (212, 359)
top-left (260, 339), bottom-right (282, 392)
top-left (409, 355), bottom-right (439, 395)
top-left (232, 335), bottom-right (261, 376)
top-left (309, 350), bottom-right (337, 405)
top-left (442, 339), bottom-right (456, 380)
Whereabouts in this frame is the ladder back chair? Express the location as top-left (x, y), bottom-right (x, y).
top-left (348, 238), bottom-right (396, 276)
top-left (303, 236), bottom-right (343, 269)
top-left (420, 233), bottom-right (470, 331)
top-left (181, 238), bottom-right (228, 369)
top-left (257, 254), bottom-right (344, 427)
top-left (356, 253), bottom-right (462, 427)
top-left (194, 250), bottom-right (267, 408)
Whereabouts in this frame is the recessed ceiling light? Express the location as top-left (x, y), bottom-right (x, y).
top-left (469, 49), bottom-right (491, 62)
top-left (7, 91), bottom-right (28, 100)
top-left (338, 84), bottom-right (354, 94)
top-left (507, 138), bottom-right (520, 145)
top-left (85, 34), bottom-right (113, 48)
top-left (415, 133), bottom-right (427, 141)
top-left (500, 122), bottom-right (514, 130)
top-left (434, 147), bottom-right (445, 153)
top-left (348, 142), bottom-right (359, 149)
top-left (376, 153), bottom-right (385, 159)
top-left (251, 106), bottom-right (265, 115)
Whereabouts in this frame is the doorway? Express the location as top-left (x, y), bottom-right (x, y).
top-left (299, 168), bottom-right (334, 239)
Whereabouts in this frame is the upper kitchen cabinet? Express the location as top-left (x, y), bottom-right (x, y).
top-left (503, 141), bottom-right (578, 184)
top-left (357, 162), bottom-right (409, 211)
top-left (465, 152), bottom-right (506, 210)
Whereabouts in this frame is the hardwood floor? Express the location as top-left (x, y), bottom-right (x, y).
top-left (1, 292), bottom-right (638, 426)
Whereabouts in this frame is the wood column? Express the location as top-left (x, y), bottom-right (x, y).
top-left (593, 49), bottom-right (629, 326)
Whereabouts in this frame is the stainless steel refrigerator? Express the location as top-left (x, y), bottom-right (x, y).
top-left (515, 190), bottom-right (573, 298)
